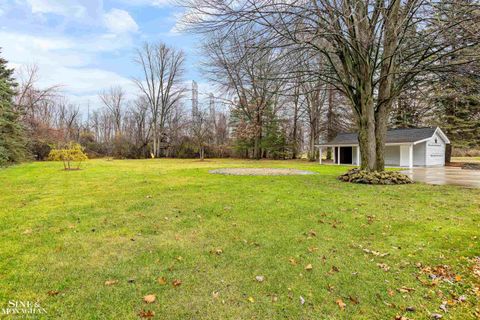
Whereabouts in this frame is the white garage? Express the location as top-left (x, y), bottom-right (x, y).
top-left (317, 127), bottom-right (450, 168)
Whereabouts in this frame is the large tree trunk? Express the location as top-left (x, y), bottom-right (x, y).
top-left (357, 96), bottom-right (377, 171)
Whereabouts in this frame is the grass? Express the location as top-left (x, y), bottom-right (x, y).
top-left (0, 159), bottom-right (479, 319)
top-left (452, 157), bottom-right (480, 163)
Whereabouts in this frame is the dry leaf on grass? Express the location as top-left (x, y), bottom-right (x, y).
top-left (329, 265), bottom-right (340, 273)
top-left (172, 279), bottom-right (182, 287)
top-left (247, 296), bottom-right (255, 303)
top-left (336, 298), bottom-right (346, 310)
top-left (104, 280), bottom-right (118, 286)
top-left (289, 258), bottom-right (297, 265)
top-left (305, 264), bottom-right (313, 271)
top-left (47, 290), bottom-right (60, 296)
top-left (255, 275), bottom-right (265, 282)
top-left (157, 277), bottom-right (167, 285)
top-left (138, 310), bottom-right (155, 318)
top-left (143, 294), bottom-right (156, 304)
top-left (397, 286), bottom-right (415, 293)
top-left (377, 263), bottom-right (390, 271)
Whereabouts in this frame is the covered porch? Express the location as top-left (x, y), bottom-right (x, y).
top-left (317, 144), bottom-right (415, 168)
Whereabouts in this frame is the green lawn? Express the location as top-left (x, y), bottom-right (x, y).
top-left (1, 159), bottom-right (479, 319)
top-left (452, 157), bottom-right (480, 163)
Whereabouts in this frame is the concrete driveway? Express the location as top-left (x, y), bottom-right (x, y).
top-left (401, 167), bottom-right (480, 188)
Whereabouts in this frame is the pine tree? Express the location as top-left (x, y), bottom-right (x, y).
top-left (0, 49), bottom-right (27, 166)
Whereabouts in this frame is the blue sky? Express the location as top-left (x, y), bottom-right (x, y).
top-left (0, 0), bottom-right (209, 110)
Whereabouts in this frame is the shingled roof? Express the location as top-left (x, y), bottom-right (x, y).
top-left (320, 127), bottom-right (441, 146)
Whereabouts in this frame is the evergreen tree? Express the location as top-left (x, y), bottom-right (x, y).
top-left (0, 49), bottom-right (27, 166)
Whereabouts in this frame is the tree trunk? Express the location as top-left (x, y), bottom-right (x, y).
top-left (357, 96), bottom-right (377, 171)
top-left (308, 127), bottom-right (316, 161)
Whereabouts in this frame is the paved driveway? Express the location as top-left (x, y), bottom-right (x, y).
top-left (401, 167), bottom-right (480, 188)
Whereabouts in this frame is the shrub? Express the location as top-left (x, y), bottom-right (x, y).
top-left (48, 143), bottom-right (88, 170)
top-left (338, 168), bottom-right (413, 185)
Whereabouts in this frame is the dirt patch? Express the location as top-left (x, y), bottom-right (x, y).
top-left (209, 168), bottom-right (317, 176)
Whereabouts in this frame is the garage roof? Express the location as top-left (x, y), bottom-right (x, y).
top-left (319, 127), bottom-right (449, 146)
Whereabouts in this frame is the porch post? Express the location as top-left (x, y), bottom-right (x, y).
top-left (409, 144), bottom-right (413, 168)
top-left (337, 147), bottom-right (341, 165)
top-left (333, 147), bottom-right (336, 164)
top-left (319, 147), bottom-right (322, 164)
top-left (356, 146), bottom-right (360, 166)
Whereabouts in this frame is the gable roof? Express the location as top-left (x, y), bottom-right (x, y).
top-left (319, 127), bottom-right (449, 146)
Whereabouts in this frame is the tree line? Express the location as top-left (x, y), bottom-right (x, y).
top-left (0, 0), bottom-right (479, 168)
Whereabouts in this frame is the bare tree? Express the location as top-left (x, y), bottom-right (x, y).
top-left (180, 0), bottom-right (479, 171)
top-left (191, 108), bottom-right (212, 160)
top-left (202, 29), bottom-right (286, 159)
top-left (99, 86), bottom-right (126, 137)
top-left (133, 42), bottom-right (186, 157)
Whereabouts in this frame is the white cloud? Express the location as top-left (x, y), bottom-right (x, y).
top-left (117, 0), bottom-right (172, 7)
top-left (103, 9), bottom-right (139, 34)
top-left (26, 0), bottom-right (87, 18)
top-left (0, 30), bottom-right (136, 109)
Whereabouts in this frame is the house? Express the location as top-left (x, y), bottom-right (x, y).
top-left (317, 127), bottom-right (450, 168)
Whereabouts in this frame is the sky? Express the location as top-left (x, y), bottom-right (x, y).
top-left (0, 0), bottom-right (211, 111)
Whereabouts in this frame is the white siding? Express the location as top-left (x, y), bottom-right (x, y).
top-left (413, 142), bottom-right (426, 166)
top-left (385, 146), bottom-right (400, 166)
top-left (425, 132), bottom-right (446, 166)
top-left (352, 146), bottom-right (360, 165)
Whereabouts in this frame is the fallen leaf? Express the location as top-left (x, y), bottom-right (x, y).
top-left (307, 230), bottom-right (317, 237)
top-left (22, 229), bottom-right (32, 235)
top-left (138, 310), bottom-right (155, 318)
top-left (336, 298), bottom-right (346, 310)
top-left (143, 294), bottom-right (156, 304)
top-left (439, 303), bottom-right (447, 313)
top-left (300, 296), bottom-right (305, 305)
top-left (308, 247), bottom-right (318, 253)
top-left (255, 275), bottom-right (265, 282)
top-left (397, 286), bottom-right (415, 293)
top-left (157, 277), bottom-right (167, 285)
top-left (305, 264), bottom-right (313, 271)
top-left (377, 263), bottom-right (390, 272)
top-left (176, 256), bottom-right (183, 261)
top-left (388, 289), bottom-right (395, 297)
top-left (172, 279), bottom-right (182, 287)
top-left (47, 290), bottom-right (60, 296)
top-left (330, 265), bottom-right (339, 273)
top-left (289, 258), bottom-right (297, 265)
top-left (431, 313), bottom-right (443, 319)
top-left (247, 296), bottom-right (255, 303)
top-left (104, 280), bottom-right (118, 286)
top-left (212, 291), bottom-right (219, 299)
